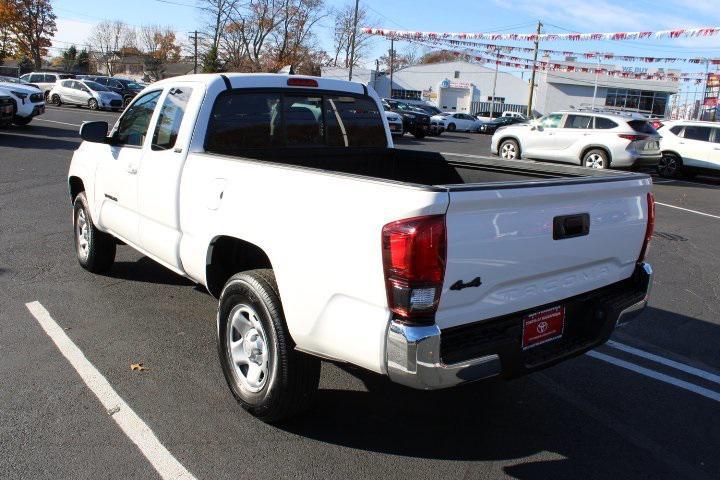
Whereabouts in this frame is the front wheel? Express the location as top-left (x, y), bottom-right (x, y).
top-left (12, 116), bottom-right (32, 126)
top-left (73, 192), bottom-right (116, 273)
top-left (657, 153), bottom-right (681, 178)
top-left (583, 149), bottom-right (609, 169)
top-left (51, 94), bottom-right (62, 106)
top-left (217, 269), bottom-right (320, 423)
top-left (447, 123), bottom-right (456, 132)
top-left (413, 129), bottom-right (426, 139)
top-left (88, 99), bottom-right (99, 110)
top-left (499, 139), bottom-right (520, 160)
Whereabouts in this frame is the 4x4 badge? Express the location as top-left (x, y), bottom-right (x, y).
top-left (450, 277), bottom-right (482, 291)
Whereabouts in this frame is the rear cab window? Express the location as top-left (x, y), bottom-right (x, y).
top-left (594, 117), bottom-right (618, 129)
top-left (152, 87), bottom-right (194, 151)
top-left (564, 115), bottom-right (592, 129)
top-left (205, 90), bottom-right (386, 154)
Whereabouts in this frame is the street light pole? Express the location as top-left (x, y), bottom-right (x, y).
top-left (348, 0), bottom-right (360, 81)
top-left (389, 37), bottom-right (394, 99)
top-left (697, 58), bottom-right (709, 120)
top-left (591, 54), bottom-right (601, 109)
top-left (489, 60), bottom-right (499, 118)
top-left (189, 31), bottom-right (199, 74)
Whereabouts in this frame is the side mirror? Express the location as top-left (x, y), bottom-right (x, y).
top-left (79, 121), bottom-right (109, 143)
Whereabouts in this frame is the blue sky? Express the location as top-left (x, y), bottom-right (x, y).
top-left (52, 0), bottom-right (720, 95)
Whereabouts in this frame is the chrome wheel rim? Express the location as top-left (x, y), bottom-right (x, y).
top-left (89, 100), bottom-right (98, 110)
top-left (76, 208), bottom-right (90, 260)
top-left (585, 153), bottom-right (605, 169)
top-left (501, 142), bottom-right (517, 159)
top-left (226, 304), bottom-right (269, 393)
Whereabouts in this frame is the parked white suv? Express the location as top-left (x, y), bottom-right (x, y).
top-left (20, 71), bottom-right (75, 98)
top-left (656, 120), bottom-right (720, 178)
top-left (492, 111), bottom-right (662, 169)
top-left (443, 112), bottom-right (481, 132)
top-left (0, 79), bottom-right (46, 125)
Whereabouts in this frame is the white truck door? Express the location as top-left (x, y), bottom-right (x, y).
top-left (549, 114), bottom-right (594, 163)
top-left (523, 113), bottom-right (564, 157)
top-left (137, 84), bottom-right (202, 268)
top-left (679, 125), bottom-right (713, 168)
top-left (95, 89), bottom-right (163, 246)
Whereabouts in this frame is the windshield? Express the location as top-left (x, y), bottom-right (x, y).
top-left (0, 76), bottom-right (22, 84)
top-left (84, 81), bottom-right (109, 92)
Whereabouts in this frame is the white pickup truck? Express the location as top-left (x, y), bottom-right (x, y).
top-left (68, 73), bottom-right (655, 422)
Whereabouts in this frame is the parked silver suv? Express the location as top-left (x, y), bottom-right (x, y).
top-left (491, 110), bottom-right (662, 169)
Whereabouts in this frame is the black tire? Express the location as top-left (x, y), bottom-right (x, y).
top-left (413, 129), bottom-right (426, 139)
top-left (582, 149), bottom-right (610, 169)
top-left (447, 122), bottom-right (456, 132)
top-left (88, 98), bottom-right (99, 110)
top-left (73, 192), bottom-right (116, 273)
top-left (217, 269), bottom-right (321, 423)
top-left (51, 94), bottom-right (62, 106)
top-left (499, 139), bottom-right (520, 160)
top-left (657, 153), bottom-right (682, 178)
top-left (12, 115), bottom-right (32, 126)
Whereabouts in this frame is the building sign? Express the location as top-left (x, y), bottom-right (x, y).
top-left (704, 97), bottom-right (718, 107)
top-left (707, 73), bottom-right (720, 87)
top-left (622, 66), bottom-right (648, 74)
top-left (422, 90), bottom-right (437, 101)
top-left (440, 79), bottom-right (472, 89)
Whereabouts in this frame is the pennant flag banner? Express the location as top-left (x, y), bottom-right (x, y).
top-left (430, 38), bottom-right (720, 64)
top-left (362, 26), bottom-right (720, 42)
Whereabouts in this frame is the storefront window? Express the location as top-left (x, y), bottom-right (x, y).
top-left (652, 95), bottom-right (667, 117)
top-left (391, 89), bottom-right (421, 100)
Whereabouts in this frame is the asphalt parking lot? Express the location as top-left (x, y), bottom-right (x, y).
top-left (1, 106), bottom-right (720, 480)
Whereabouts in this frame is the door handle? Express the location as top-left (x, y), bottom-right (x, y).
top-left (127, 165), bottom-right (138, 175)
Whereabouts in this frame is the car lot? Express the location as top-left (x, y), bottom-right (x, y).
top-left (1, 106), bottom-right (720, 480)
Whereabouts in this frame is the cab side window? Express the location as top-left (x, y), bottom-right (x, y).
top-left (682, 126), bottom-right (712, 142)
top-left (564, 114), bottom-right (592, 129)
top-left (113, 90), bottom-right (162, 147)
top-left (151, 87), bottom-right (193, 151)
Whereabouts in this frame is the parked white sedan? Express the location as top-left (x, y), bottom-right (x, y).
top-left (491, 111), bottom-right (661, 169)
top-left (49, 79), bottom-right (124, 111)
top-left (442, 112), bottom-right (481, 132)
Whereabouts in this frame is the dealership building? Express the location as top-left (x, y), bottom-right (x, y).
top-left (322, 58), bottom-right (680, 117)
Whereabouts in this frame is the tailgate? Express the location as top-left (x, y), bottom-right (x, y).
top-left (436, 176), bottom-right (651, 329)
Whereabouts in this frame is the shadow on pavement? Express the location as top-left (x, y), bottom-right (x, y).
top-left (0, 124), bottom-right (80, 150)
top-left (106, 257), bottom-right (194, 286)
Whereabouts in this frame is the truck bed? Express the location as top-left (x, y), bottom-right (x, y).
top-left (230, 147), bottom-right (647, 190)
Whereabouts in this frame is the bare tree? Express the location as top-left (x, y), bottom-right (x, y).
top-left (197, 0), bottom-right (241, 51)
top-left (269, 0), bottom-right (325, 71)
top-left (88, 20), bottom-right (136, 75)
top-left (330, 2), bottom-right (371, 68)
top-left (140, 24), bottom-right (181, 80)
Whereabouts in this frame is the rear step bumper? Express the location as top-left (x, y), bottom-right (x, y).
top-left (385, 262), bottom-right (653, 390)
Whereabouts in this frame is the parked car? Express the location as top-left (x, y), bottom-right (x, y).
top-left (413, 104), bottom-right (443, 116)
top-left (428, 114), bottom-right (446, 136)
top-left (84, 76), bottom-right (144, 107)
top-left (443, 112), bottom-right (481, 132)
top-left (501, 111), bottom-right (527, 120)
top-left (382, 99), bottom-right (430, 138)
top-left (384, 109), bottom-right (404, 137)
top-left (0, 80), bottom-right (45, 126)
top-left (656, 120), bottom-right (720, 178)
top-left (492, 111), bottom-right (661, 169)
top-left (49, 79), bottom-right (124, 111)
top-left (69, 73), bottom-right (654, 422)
top-left (0, 94), bottom-right (14, 127)
top-left (20, 72), bottom-right (75, 99)
top-left (479, 116), bottom-right (528, 134)
top-left (0, 75), bottom-right (41, 90)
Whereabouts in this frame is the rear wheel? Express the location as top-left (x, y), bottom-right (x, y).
top-left (447, 123), bottom-right (456, 132)
top-left (413, 129), bottom-right (426, 139)
top-left (499, 139), bottom-right (520, 160)
top-left (583, 149), bottom-right (609, 169)
top-left (217, 269), bottom-right (320, 423)
top-left (73, 192), bottom-right (116, 273)
top-left (88, 98), bottom-right (99, 110)
top-left (657, 153), bottom-right (682, 178)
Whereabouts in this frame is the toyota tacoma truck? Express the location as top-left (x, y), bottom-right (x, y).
top-left (68, 74), bottom-right (654, 422)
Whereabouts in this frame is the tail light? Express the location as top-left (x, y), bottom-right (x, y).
top-left (651, 120), bottom-right (664, 130)
top-left (618, 134), bottom-right (648, 141)
top-left (382, 215), bottom-right (446, 323)
top-left (638, 192), bottom-right (655, 262)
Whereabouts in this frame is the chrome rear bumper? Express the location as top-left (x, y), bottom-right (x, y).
top-left (385, 262), bottom-right (653, 390)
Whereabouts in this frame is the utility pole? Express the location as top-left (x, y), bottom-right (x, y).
top-left (489, 60), bottom-right (499, 118)
top-left (526, 20), bottom-right (542, 116)
top-left (389, 37), bottom-right (394, 99)
top-left (348, 0), bottom-right (360, 81)
top-left (189, 31), bottom-right (199, 74)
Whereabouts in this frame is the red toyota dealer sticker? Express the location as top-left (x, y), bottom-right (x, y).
top-left (522, 305), bottom-right (565, 350)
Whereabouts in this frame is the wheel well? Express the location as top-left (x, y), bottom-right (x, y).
top-left (498, 136), bottom-right (521, 154)
top-left (661, 150), bottom-right (682, 160)
top-left (205, 236), bottom-right (273, 298)
top-left (68, 176), bottom-right (84, 204)
top-left (580, 146), bottom-right (611, 164)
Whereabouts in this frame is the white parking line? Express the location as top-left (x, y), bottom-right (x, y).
top-left (34, 118), bottom-right (80, 127)
top-left (25, 301), bottom-right (197, 480)
top-left (607, 340), bottom-right (720, 386)
top-left (587, 350), bottom-right (720, 403)
top-left (655, 202), bottom-right (720, 220)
